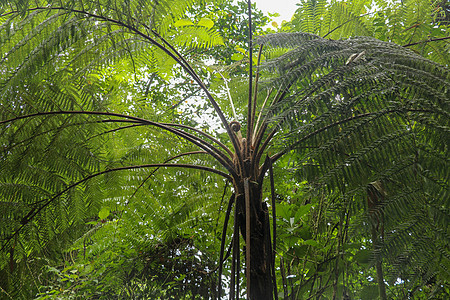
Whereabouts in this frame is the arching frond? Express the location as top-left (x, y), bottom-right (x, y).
top-left (258, 32), bottom-right (449, 290)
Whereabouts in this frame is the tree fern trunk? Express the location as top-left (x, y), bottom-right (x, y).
top-left (237, 180), bottom-right (273, 299)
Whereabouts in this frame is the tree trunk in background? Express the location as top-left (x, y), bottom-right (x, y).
top-left (367, 182), bottom-right (387, 300)
top-left (372, 229), bottom-right (387, 300)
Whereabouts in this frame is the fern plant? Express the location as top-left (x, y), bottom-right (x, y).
top-left (0, 0), bottom-right (448, 299)
top-left (257, 31), bottom-right (449, 299)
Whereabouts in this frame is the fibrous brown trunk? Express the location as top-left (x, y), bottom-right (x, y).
top-left (236, 179), bottom-right (273, 299)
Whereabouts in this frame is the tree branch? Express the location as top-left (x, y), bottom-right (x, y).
top-left (246, 0), bottom-right (254, 148)
top-left (163, 123), bottom-right (234, 157)
top-left (402, 36), bottom-right (450, 47)
top-left (217, 193), bottom-right (235, 299)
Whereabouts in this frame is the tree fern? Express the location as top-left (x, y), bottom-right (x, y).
top-left (257, 31), bottom-right (449, 297)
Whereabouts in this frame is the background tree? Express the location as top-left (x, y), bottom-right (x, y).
top-left (0, 0), bottom-right (448, 299)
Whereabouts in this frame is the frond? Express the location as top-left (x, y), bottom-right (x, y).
top-left (171, 26), bottom-right (224, 49)
top-left (259, 32), bottom-right (449, 289)
top-left (289, 0), bottom-right (450, 65)
top-left (291, 0), bottom-right (371, 38)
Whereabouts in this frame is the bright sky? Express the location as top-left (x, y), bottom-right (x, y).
top-left (252, 0), bottom-right (299, 24)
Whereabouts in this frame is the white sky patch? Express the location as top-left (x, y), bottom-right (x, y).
top-left (248, 0), bottom-right (299, 24)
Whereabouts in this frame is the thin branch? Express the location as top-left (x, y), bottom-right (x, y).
top-left (230, 195), bottom-right (240, 300)
top-left (252, 45), bottom-right (264, 121)
top-left (254, 128), bottom-right (277, 177)
top-left (322, 10), bottom-right (377, 39)
top-left (215, 180), bottom-right (230, 232)
top-left (250, 87), bottom-right (286, 170)
top-left (248, 44), bottom-right (264, 155)
top-left (252, 122), bottom-right (268, 157)
top-left (244, 178), bottom-right (251, 299)
top-left (148, 28), bottom-right (244, 177)
top-left (1, 118), bottom-right (130, 152)
top-left (164, 87), bottom-right (202, 111)
top-left (86, 123), bottom-right (144, 141)
top-left (402, 36), bottom-right (450, 47)
top-left (1, 163), bottom-right (232, 252)
top-left (195, 241), bottom-right (233, 275)
top-left (252, 88), bottom-right (272, 145)
top-left (0, 286), bottom-right (14, 300)
top-left (167, 125), bottom-right (236, 176)
top-left (268, 156), bottom-right (278, 299)
top-left (149, 29), bottom-right (202, 84)
top-left (217, 71), bottom-right (238, 120)
top-left (147, 22), bottom-right (241, 161)
top-left (163, 122), bottom-right (234, 157)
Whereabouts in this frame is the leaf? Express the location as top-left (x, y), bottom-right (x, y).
top-left (231, 53), bottom-right (244, 61)
top-left (354, 249), bottom-right (370, 265)
top-left (303, 239), bottom-right (320, 247)
top-left (98, 207), bottom-right (110, 220)
top-left (360, 285), bottom-right (379, 299)
top-left (291, 245), bottom-right (308, 257)
top-left (276, 202), bottom-right (292, 220)
top-left (197, 18), bottom-right (214, 29)
top-left (235, 47), bottom-right (246, 54)
top-left (174, 19), bottom-right (194, 27)
top-left (295, 204), bottom-right (312, 220)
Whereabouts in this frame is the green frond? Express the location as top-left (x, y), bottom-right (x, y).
top-left (260, 31), bottom-right (449, 292)
top-left (292, 0), bottom-right (372, 38)
top-left (0, 0), bottom-right (218, 96)
top-left (290, 0), bottom-right (450, 65)
top-left (256, 32), bottom-right (321, 49)
top-left (171, 26), bottom-right (224, 49)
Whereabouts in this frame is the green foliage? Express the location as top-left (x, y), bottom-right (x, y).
top-left (257, 29), bottom-right (449, 299)
top-left (287, 0), bottom-right (450, 65)
top-left (0, 0), bottom-right (448, 299)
